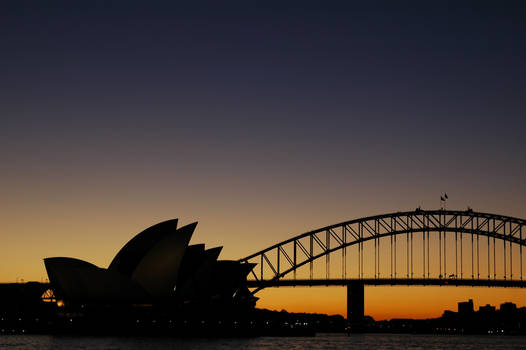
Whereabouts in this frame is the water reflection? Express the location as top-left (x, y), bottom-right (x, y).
top-left (2, 333), bottom-right (526, 350)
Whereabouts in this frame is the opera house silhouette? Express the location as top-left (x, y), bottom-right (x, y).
top-left (44, 219), bottom-right (257, 310)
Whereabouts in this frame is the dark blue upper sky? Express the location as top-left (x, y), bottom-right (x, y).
top-left (2, 3), bottom-right (525, 171)
top-left (3, 3), bottom-right (524, 133)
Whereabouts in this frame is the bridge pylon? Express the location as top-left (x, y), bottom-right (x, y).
top-left (347, 281), bottom-right (364, 326)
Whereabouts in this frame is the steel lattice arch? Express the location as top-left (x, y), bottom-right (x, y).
top-left (239, 210), bottom-right (526, 293)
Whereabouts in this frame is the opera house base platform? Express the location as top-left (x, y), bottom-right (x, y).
top-left (0, 284), bottom-right (318, 337)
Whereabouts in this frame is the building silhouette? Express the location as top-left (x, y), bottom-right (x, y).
top-left (457, 299), bottom-right (474, 314)
top-left (478, 304), bottom-right (496, 313)
top-left (500, 302), bottom-right (517, 313)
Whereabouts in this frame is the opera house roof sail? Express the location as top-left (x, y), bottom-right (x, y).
top-left (44, 219), bottom-right (256, 308)
top-left (108, 219), bottom-right (180, 276)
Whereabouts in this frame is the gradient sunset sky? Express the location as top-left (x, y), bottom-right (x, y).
top-left (1, 1), bottom-right (525, 320)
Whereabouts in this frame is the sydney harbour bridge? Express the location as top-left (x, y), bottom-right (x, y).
top-left (239, 209), bottom-right (526, 323)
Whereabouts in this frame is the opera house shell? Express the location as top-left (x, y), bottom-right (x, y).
top-left (44, 219), bottom-right (256, 309)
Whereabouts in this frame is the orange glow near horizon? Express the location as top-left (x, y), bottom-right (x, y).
top-left (255, 285), bottom-right (526, 320)
top-left (1, 203), bottom-right (525, 320)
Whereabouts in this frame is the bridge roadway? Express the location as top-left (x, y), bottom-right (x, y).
top-left (247, 278), bottom-right (526, 288)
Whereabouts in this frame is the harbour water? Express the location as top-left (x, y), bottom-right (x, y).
top-left (2, 333), bottom-right (526, 350)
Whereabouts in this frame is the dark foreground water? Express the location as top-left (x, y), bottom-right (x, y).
top-left (2, 333), bottom-right (526, 350)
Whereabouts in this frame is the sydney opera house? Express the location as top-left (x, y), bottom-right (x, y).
top-left (44, 219), bottom-right (257, 311)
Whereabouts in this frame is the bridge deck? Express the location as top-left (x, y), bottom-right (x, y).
top-left (247, 278), bottom-right (526, 288)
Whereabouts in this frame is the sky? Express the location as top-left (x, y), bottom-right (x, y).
top-left (1, 1), bottom-right (525, 320)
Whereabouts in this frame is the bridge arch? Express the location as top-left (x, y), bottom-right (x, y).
top-left (240, 210), bottom-right (526, 293)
